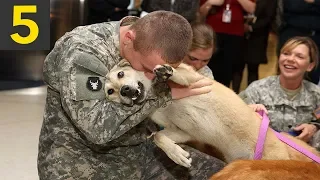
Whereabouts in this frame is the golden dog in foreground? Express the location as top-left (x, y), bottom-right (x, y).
top-left (105, 60), bottom-right (320, 178)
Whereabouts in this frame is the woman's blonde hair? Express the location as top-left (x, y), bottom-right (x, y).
top-left (189, 23), bottom-right (216, 52)
top-left (277, 36), bottom-right (319, 76)
top-left (280, 36), bottom-right (319, 69)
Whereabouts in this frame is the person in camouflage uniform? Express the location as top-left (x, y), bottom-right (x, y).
top-left (239, 36), bottom-right (320, 151)
top-left (37, 11), bottom-right (225, 180)
top-left (184, 23), bottom-right (215, 79)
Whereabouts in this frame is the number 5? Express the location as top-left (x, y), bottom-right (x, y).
top-left (11, 5), bottom-right (39, 45)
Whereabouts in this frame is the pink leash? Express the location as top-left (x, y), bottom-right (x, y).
top-left (254, 110), bottom-right (320, 163)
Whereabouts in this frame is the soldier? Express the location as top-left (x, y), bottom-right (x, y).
top-left (239, 36), bottom-right (320, 151)
top-left (37, 11), bottom-right (225, 180)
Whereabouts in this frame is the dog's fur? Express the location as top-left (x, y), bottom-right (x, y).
top-left (104, 60), bottom-right (320, 168)
top-left (209, 159), bottom-right (320, 180)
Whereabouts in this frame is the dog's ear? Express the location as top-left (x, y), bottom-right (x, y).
top-left (118, 59), bottom-right (131, 67)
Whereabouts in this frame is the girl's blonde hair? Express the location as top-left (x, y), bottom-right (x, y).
top-left (190, 23), bottom-right (216, 52)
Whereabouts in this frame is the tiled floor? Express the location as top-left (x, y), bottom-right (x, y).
top-left (0, 34), bottom-right (278, 180)
top-left (0, 86), bottom-right (47, 180)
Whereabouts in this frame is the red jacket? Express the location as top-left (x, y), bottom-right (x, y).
top-left (201, 0), bottom-right (246, 36)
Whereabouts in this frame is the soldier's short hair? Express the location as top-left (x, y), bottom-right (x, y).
top-left (129, 10), bottom-right (193, 64)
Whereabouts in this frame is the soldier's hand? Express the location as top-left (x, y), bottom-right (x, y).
top-left (168, 78), bottom-right (213, 100)
top-left (294, 123), bottom-right (318, 142)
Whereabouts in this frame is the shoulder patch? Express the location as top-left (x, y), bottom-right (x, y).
top-left (87, 77), bottom-right (102, 91)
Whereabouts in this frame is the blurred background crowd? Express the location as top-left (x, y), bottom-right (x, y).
top-left (2, 0), bottom-right (319, 92)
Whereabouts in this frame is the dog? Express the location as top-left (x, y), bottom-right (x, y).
top-left (209, 159), bottom-right (320, 180)
top-left (104, 59), bottom-right (320, 168)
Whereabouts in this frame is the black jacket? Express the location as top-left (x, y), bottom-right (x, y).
top-left (140, 0), bottom-right (199, 23)
top-left (244, 0), bottom-right (277, 64)
top-left (250, 0), bottom-right (277, 35)
top-left (283, 0), bottom-right (320, 30)
top-left (87, 0), bottom-right (130, 24)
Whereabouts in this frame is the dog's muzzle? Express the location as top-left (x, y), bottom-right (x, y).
top-left (120, 81), bottom-right (144, 101)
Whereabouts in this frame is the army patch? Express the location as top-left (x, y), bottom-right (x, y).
top-left (87, 77), bottom-right (102, 91)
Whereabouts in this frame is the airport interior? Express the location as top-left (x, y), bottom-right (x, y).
top-left (1, 0), bottom-right (319, 179)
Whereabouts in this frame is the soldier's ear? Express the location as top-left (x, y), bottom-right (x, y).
top-left (118, 59), bottom-right (131, 67)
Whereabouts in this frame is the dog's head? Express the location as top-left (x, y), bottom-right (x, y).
top-left (105, 59), bottom-right (152, 106)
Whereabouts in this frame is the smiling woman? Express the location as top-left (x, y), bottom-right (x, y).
top-left (279, 37), bottom-right (319, 87)
top-left (239, 36), bottom-right (320, 151)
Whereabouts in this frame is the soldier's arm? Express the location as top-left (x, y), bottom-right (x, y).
top-left (58, 49), bottom-right (171, 145)
top-left (310, 92), bottom-right (320, 130)
top-left (238, 83), bottom-right (261, 104)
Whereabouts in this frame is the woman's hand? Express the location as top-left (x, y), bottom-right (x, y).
top-left (248, 104), bottom-right (268, 119)
top-left (248, 104), bottom-right (268, 114)
top-left (294, 124), bottom-right (318, 142)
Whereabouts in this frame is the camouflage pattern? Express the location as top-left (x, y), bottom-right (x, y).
top-left (37, 16), bottom-right (225, 179)
top-left (239, 75), bottom-right (320, 150)
top-left (197, 65), bottom-right (214, 79)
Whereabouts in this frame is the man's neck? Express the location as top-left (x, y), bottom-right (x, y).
top-left (279, 75), bottom-right (303, 90)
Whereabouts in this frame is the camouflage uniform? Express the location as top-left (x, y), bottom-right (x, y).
top-left (239, 75), bottom-right (320, 150)
top-left (198, 66), bottom-right (214, 79)
top-left (37, 16), bottom-right (225, 180)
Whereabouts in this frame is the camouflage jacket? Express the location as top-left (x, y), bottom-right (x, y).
top-left (239, 76), bottom-right (320, 132)
top-left (40, 16), bottom-right (171, 151)
top-left (198, 65), bottom-right (214, 79)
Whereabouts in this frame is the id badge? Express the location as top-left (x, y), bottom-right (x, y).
top-left (222, 4), bottom-right (232, 23)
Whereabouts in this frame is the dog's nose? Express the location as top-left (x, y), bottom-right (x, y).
top-left (120, 85), bottom-right (138, 98)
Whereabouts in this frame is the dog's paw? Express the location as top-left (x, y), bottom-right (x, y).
top-left (166, 144), bottom-right (192, 168)
top-left (153, 64), bottom-right (173, 82)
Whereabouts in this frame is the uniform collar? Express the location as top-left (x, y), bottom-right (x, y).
top-left (273, 76), bottom-right (312, 107)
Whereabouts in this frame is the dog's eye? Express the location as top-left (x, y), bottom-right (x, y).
top-left (107, 89), bottom-right (114, 95)
top-left (117, 71), bottom-right (124, 78)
